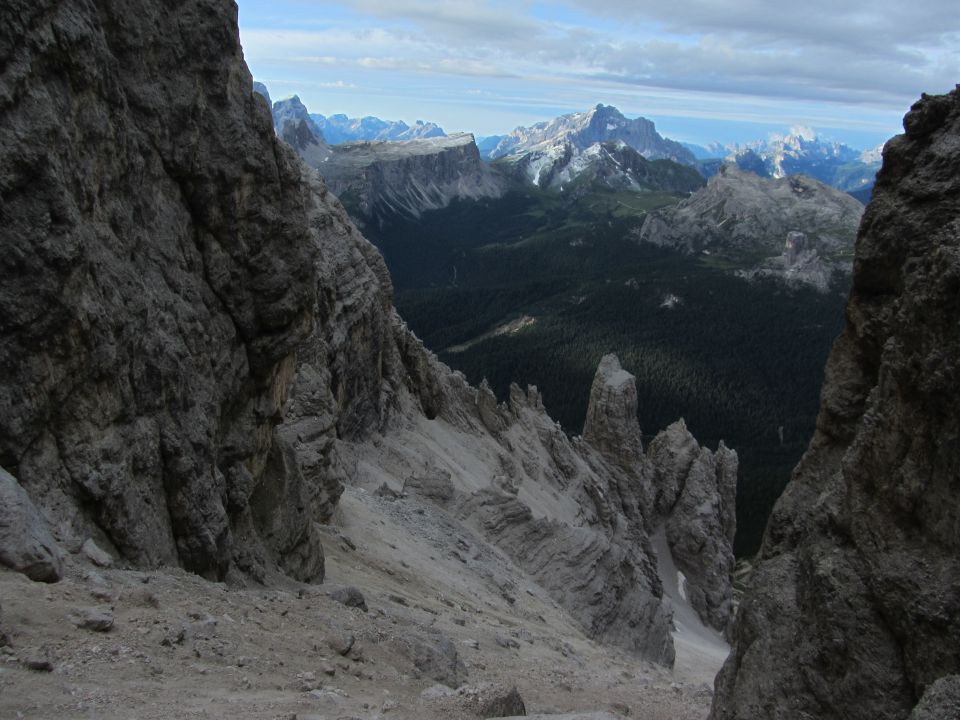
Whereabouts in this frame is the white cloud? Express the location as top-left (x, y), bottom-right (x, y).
top-left (238, 0), bottom-right (958, 141)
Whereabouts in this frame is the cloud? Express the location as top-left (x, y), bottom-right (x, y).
top-left (237, 0), bottom-right (957, 140)
top-left (242, 0), bottom-right (957, 107)
top-left (562, 0), bottom-right (960, 51)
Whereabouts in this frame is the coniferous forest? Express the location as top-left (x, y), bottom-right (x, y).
top-left (360, 187), bottom-right (847, 556)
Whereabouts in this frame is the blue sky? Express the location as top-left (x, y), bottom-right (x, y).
top-left (237, 0), bottom-right (959, 149)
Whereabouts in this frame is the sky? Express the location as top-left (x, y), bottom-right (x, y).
top-left (237, 0), bottom-right (960, 149)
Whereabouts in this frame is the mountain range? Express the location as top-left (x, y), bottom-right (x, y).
top-left (494, 138), bottom-right (705, 194)
top-left (311, 113), bottom-right (445, 143)
top-left (254, 84), bottom-right (864, 562)
top-left (255, 83), bottom-right (880, 201)
top-left (485, 104), bottom-right (696, 165)
top-left (687, 129), bottom-right (882, 195)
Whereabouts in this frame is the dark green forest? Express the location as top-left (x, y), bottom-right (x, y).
top-left (359, 186), bottom-right (847, 556)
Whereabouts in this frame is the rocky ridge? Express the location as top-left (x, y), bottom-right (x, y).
top-left (487, 104), bottom-right (696, 165)
top-left (636, 165), bottom-right (864, 289)
top-left (0, 0), bottom-right (735, 686)
top-left (267, 94), bottom-right (332, 167)
top-left (710, 87), bottom-right (960, 719)
top-left (341, 349), bottom-right (739, 664)
top-left (727, 130), bottom-right (880, 193)
top-left (1, 0), bottom-right (328, 581)
top-left (496, 139), bottom-right (705, 195)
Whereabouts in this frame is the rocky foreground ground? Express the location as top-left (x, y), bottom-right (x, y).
top-left (0, 486), bottom-right (720, 720)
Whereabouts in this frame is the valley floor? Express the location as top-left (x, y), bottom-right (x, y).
top-left (0, 482), bottom-right (725, 719)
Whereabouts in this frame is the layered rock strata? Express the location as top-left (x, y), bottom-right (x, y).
top-left (711, 87), bottom-right (960, 719)
top-left (307, 133), bottom-right (505, 222)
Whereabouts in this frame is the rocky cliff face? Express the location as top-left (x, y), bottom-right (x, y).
top-left (0, 0), bottom-right (386, 584)
top-left (638, 165), bottom-right (863, 256)
top-left (270, 95), bottom-right (332, 167)
top-left (580, 358), bottom-right (738, 636)
top-left (344, 352), bottom-right (738, 663)
top-left (270, 95), bottom-right (327, 143)
top-left (317, 133), bottom-right (505, 223)
top-left (711, 86), bottom-right (960, 719)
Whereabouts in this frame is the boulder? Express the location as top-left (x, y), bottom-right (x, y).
top-left (393, 629), bottom-right (467, 688)
top-left (0, 469), bottom-right (63, 582)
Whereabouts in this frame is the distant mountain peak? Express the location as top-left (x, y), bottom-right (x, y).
top-left (271, 94), bottom-right (327, 147)
top-left (486, 104), bottom-right (695, 166)
top-left (311, 112), bottom-right (446, 144)
top-left (714, 129), bottom-right (881, 192)
top-left (251, 83), bottom-right (446, 145)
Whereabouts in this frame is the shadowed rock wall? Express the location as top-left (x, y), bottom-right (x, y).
top-left (711, 87), bottom-right (960, 720)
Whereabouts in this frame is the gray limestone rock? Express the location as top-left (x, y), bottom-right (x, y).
top-left (271, 95), bottom-right (328, 147)
top-left (583, 355), bottom-right (644, 467)
top-left (81, 539), bottom-right (113, 568)
top-left (909, 676), bottom-right (960, 720)
top-left (403, 468), bottom-right (456, 503)
top-left (328, 586), bottom-right (368, 612)
top-left (318, 133), bottom-right (505, 223)
top-left (647, 421), bottom-right (738, 633)
top-left (263, 95), bottom-right (504, 224)
top-left (497, 139), bottom-right (705, 194)
top-left (251, 81), bottom-right (272, 108)
top-left (474, 685), bottom-right (526, 718)
top-left (711, 87), bottom-right (960, 720)
top-left (488, 104), bottom-right (695, 165)
top-left (636, 165), bottom-right (863, 289)
top-left (0, 0), bottom-right (408, 586)
top-left (69, 607), bottom-right (114, 633)
top-left (663, 443), bottom-right (737, 633)
top-left (393, 629), bottom-right (468, 688)
top-left (738, 230), bottom-right (836, 291)
top-left (461, 489), bottom-right (675, 666)
top-left (0, 468), bottom-right (63, 582)
top-left (0, 0), bottom-right (320, 580)
top-left (646, 420), bottom-right (701, 517)
top-left (638, 165), bottom-right (863, 256)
